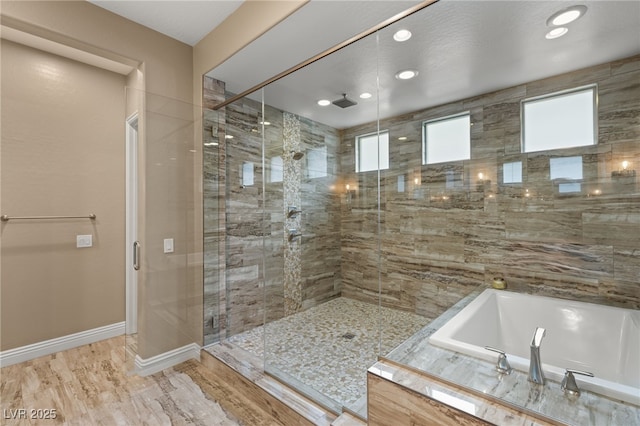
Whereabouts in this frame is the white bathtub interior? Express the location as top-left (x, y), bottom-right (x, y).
top-left (429, 289), bottom-right (640, 406)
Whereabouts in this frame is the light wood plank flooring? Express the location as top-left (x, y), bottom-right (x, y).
top-left (0, 336), bottom-right (283, 425)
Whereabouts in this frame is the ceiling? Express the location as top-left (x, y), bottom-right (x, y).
top-left (206, 1), bottom-right (423, 96)
top-left (88, 0), bottom-right (243, 46)
top-left (221, 0), bottom-right (640, 129)
top-left (89, 0), bottom-right (640, 129)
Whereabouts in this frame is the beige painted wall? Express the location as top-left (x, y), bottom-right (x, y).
top-left (1, 0), bottom-right (313, 356)
top-left (0, 0), bottom-right (198, 358)
top-left (1, 40), bottom-right (126, 350)
top-left (1, 0), bottom-right (193, 103)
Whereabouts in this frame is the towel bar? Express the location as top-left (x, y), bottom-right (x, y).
top-left (1, 214), bottom-right (96, 222)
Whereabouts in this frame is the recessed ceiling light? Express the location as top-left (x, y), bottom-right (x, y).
top-left (545, 27), bottom-right (568, 39)
top-left (393, 29), bottom-right (412, 42)
top-left (225, 134), bottom-right (234, 139)
top-left (359, 92), bottom-right (372, 99)
top-left (398, 136), bottom-right (407, 141)
top-left (547, 5), bottom-right (587, 26)
top-left (395, 69), bottom-right (418, 80)
top-left (317, 99), bottom-right (331, 106)
top-left (259, 121), bottom-right (271, 126)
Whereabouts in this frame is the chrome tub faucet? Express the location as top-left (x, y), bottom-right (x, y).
top-left (529, 327), bottom-right (546, 385)
top-left (561, 369), bottom-right (594, 397)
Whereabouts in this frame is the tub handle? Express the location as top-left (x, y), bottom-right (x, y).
top-left (288, 229), bottom-right (302, 243)
top-left (484, 346), bottom-right (512, 375)
top-left (561, 369), bottom-right (594, 397)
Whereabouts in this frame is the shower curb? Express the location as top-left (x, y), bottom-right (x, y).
top-left (200, 343), bottom-right (338, 425)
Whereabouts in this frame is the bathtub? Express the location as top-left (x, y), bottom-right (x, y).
top-left (429, 289), bottom-right (640, 406)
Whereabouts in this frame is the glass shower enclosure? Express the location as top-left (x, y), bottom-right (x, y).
top-left (125, 88), bottom-right (203, 372)
top-left (202, 0), bottom-right (640, 421)
top-left (202, 19), bottom-right (435, 417)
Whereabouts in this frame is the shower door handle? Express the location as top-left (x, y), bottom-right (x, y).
top-left (133, 241), bottom-right (141, 271)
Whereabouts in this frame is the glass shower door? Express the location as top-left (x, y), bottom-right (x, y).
top-left (261, 30), bottom-right (383, 417)
top-left (126, 89), bottom-right (203, 369)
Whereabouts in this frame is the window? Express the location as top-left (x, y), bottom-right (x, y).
top-left (522, 85), bottom-right (596, 153)
top-left (550, 156), bottom-right (583, 180)
top-left (307, 146), bottom-right (327, 178)
top-left (356, 131), bottom-right (389, 172)
top-left (423, 113), bottom-right (471, 165)
top-left (241, 161), bottom-right (254, 187)
top-left (503, 161), bottom-right (523, 184)
top-left (550, 156), bottom-right (583, 193)
top-left (397, 175), bottom-right (405, 192)
top-left (269, 156), bottom-right (283, 183)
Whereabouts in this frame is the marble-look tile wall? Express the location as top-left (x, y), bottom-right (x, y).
top-left (340, 55), bottom-right (640, 318)
top-left (203, 77), bottom-right (225, 345)
top-left (296, 116), bottom-right (342, 311)
top-left (206, 56), bottom-right (638, 343)
top-left (203, 77), bottom-right (342, 341)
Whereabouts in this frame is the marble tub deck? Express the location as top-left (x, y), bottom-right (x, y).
top-left (219, 297), bottom-right (431, 417)
top-left (384, 290), bottom-right (640, 425)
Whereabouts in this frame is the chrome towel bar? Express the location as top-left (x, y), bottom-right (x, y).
top-left (1, 214), bottom-right (96, 222)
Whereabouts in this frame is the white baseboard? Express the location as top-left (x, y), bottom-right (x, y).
top-left (134, 343), bottom-right (201, 377)
top-left (0, 322), bottom-right (125, 368)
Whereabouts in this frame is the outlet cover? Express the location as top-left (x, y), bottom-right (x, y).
top-left (163, 238), bottom-right (174, 253)
top-left (77, 234), bottom-right (92, 248)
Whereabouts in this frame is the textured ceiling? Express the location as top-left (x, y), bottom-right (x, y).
top-left (87, 0), bottom-right (640, 129)
top-left (206, 1), bottom-right (422, 95)
top-left (88, 0), bottom-right (243, 45)
top-left (241, 0), bottom-right (640, 129)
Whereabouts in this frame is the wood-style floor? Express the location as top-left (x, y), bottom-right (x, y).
top-left (0, 336), bottom-right (285, 425)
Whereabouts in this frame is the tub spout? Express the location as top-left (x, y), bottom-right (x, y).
top-left (529, 327), bottom-right (546, 385)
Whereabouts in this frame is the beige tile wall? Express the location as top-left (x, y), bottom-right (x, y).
top-left (203, 78), bottom-right (341, 340)
top-left (205, 55), bottom-right (639, 341)
top-left (341, 55), bottom-right (640, 318)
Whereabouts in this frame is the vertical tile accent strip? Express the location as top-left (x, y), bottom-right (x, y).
top-left (283, 112), bottom-right (302, 315)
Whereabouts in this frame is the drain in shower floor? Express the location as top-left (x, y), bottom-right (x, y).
top-left (340, 332), bottom-right (356, 340)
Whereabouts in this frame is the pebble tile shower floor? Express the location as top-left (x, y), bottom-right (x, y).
top-left (225, 297), bottom-right (431, 412)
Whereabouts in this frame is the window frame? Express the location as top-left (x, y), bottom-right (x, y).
top-left (520, 84), bottom-right (598, 154)
top-left (422, 111), bottom-right (471, 165)
top-left (355, 130), bottom-right (390, 173)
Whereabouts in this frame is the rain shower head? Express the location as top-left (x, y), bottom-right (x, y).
top-left (332, 94), bottom-right (357, 108)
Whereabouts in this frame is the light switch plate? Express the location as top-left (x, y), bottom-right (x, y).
top-left (77, 234), bottom-right (92, 248)
top-left (163, 238), bottom-right (174, 253)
